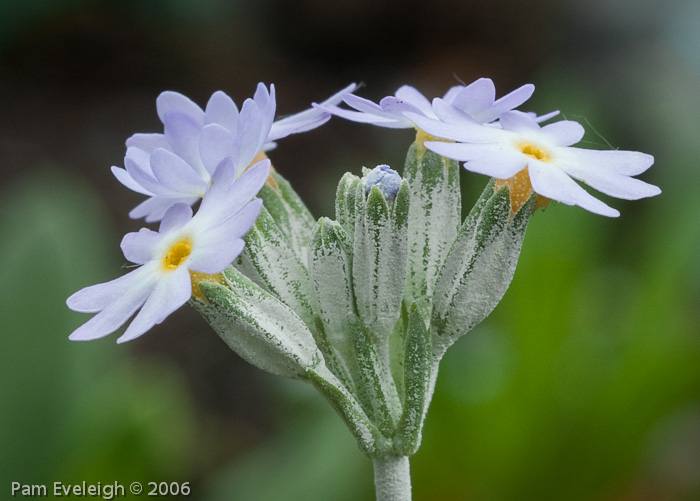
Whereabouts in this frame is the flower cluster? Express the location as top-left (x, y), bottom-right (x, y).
top-left (319, 78), bottom-right (659, 216)
top-left (68, 83), bottom-right (353, 342)
top-left (65, 76), bottom-right (662, 501)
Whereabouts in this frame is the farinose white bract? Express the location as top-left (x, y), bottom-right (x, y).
top-left (112, 83), bottom-right (355, 222)
top-left (67, 158), bottom-right (270, 343)
top-left (317, 78), bottom-right (555, 129)
top-left (409, 103), bottom-right (661, 217)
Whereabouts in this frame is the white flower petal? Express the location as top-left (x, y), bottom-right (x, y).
top-left (204, 90), bottom-right (239, 132)
top-left (498, 111), bottom-right (541, 134)
top-left (270, 83), bottom-right (358, 141)
top-left (319, 103), bottom-right (408, 127)
top-left (581, 172), bottom-right (661, 200)
top-left (448, 78), bottom-right (496, 116)
top-left (236, 99), bottom-right (267, 167)
top-left (124, 156), bottom-right (181, 197)
top-left (268, 114), bottom-right (331, 143)
top-left (425, 141), bottom-right (528, 178)
top-left (541, 120), bottom-right (585, 146)
top-left (254, 83), bottom-right (276, 127)
top-left (529, 161), bottom-right (619, 217)
top-left (191, 199), bottom-right (264, 273)
top-left (163, 111), bottom-right (207, 177)
top-left (379, 96), bottom-right (424, 116)
top-left (269, 106), bottom-right (330, 139)
top-left (117, 267), bottom-right (192, 343)
top-left (126, 146), bottom-right (154, 175)
top-left (200, 157), bottom-right (239, 211)
top-left (441, 85), bottom-right (462, 103)
top-left (200, 123), bottom-right (237, 175)
top-left (474, 83), bottom-right (534, 123)
top-left (190, 237), bottom-right (247, 274)
top-left (395, 85), bottom-right (434, 116)
top-left (129, 196), bottom-right (198, 223)
top-left (67, 265), bottom-right (156, 313)
top-left (463, 158), bottom-right (528, 179)
top-left (159, 203), bottom-right (193, 234)
top-left (125, 133), bottom-right (170, 153)
top-left (199, 159), bottom-right (269, 223)
top-left (68, 266), bottom-right (159, 340)
top-left (319, 83), bottom-right (357, 106)
top-left (342, 93), bottom-right (385, 114)
top-left (556, 152), bottom-right (661, 200)
top-left (156, 91), bottom-right (204, 125)
top-left (121, 228), bottom-right (161, 264)
top-left (411, 104), bottom-right (504, 143)
top-left (534, 110), bottom-right (560, 123)
top-left (150, 148), bottom-right (208, 195)
top-left (558, 147), bottom-right (655, 176)
top-left (111, 166), bottom-right (153, 196)
top-left (317, 104), bottom-right (381, 122)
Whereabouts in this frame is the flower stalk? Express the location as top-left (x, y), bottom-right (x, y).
top-left (373, 455), bottom-right (412, 501)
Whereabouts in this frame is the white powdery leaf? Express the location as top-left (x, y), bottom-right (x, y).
top-left (194, 270), bottom-right (322, 379)
top-left (259, 170), bottom-right (316, 265)
top-left (308, 219), bottom-right (357, 366)
top-left (234, 207), bottom-right (318, 331)
top-left (352, 186), bottom-right (407, 337)
top-left (431, 187), bottom-right (530, 359)
top-left (403, 145), bottom-right (461, 317)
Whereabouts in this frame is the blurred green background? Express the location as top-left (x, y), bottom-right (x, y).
top-left (1, 0), bottom-right (699, 499)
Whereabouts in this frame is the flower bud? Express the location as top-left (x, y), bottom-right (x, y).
top-left (364, 165), bottom-right (402, 200)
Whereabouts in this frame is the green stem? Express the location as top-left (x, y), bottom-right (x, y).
top-left (373, 455), bottom-right (411, 501)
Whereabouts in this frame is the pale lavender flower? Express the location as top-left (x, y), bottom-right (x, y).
top-left (318, 78), bottom-right (550, 129)
top-left (67, 158), bottom-right (270, 343)
top-left (410, 102), bottom-right (660, 217)
top-left (113, 83), bottom-right (355, 222)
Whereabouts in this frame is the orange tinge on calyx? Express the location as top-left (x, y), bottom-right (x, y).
top-left (246, 150), bottom-right (278, 189)
top-left (189, 271), bottom-right (226, 300)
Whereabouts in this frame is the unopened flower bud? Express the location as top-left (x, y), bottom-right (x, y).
top-left (364, 165), bottom-right (402, 200)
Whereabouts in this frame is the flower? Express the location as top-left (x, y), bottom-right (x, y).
top-left (112, 83), bottom-right (355, 222)
top-left (409, 102), bottom-right (661, 217)
top-left (317, 78), bottom-right (553, 129)
top-left (67, 158), bottom-right (271, 343)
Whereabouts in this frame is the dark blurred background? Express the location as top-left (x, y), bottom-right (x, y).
top-left (1, 0), bottom-right (699, 499)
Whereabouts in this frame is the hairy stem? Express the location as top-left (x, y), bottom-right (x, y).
top-left (373, 455), bottom-right (411, 501)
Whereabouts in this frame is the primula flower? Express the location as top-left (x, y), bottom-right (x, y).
top-left (409, 102), bottom-right (661, 217)
top-left (113, 83), bottom-right (355, 222)
top-left (318, 78), bottom-right (553, 129)
top-left (67, 158), bottom-right (270, 343)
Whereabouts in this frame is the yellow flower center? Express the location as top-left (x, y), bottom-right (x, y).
top-left (492, 142), bottom-right (554, 214)
top-left (162, 239), bottom-right (192, 271)
top-left (518, 142), bottom-right (551, 162)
